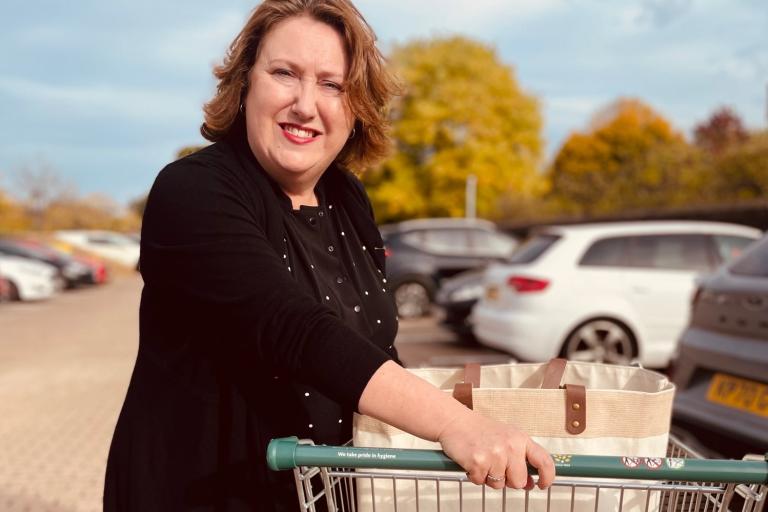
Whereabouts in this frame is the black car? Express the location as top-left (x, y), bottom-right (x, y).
top-left (381, 218), bottom-right (516, 318)
top-left (673, 234), bottom-right (768, 456)
top-left (0, 238), bottom-right (91, 289)
top-left (435, 267), bottom-right (485, 339)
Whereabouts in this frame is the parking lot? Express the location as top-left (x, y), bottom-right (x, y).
top-left (2, 268), bottom-right (762, 511)
top-left (0, 274), bottom-right (516, 511)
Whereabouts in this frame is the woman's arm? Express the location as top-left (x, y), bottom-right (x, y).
top-left (359, 361), bottom-right (555, 490)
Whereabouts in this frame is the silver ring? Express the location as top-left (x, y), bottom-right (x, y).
top-left (486, 474), bottom-right (504, 482)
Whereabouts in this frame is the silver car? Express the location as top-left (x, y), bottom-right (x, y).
top-left (673, 233), bottom-right (768, 454)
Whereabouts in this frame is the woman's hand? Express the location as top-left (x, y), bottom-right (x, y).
top-left (359, 361), bottom-right (555, 490)
top-left (437, 407), bottom-right (555, 490)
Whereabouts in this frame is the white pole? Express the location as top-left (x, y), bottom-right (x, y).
top-left (465, 174), bottom-right (477, 219)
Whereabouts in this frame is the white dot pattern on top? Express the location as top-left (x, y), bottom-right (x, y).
top-left (281, 187), bottom-right (399, 444)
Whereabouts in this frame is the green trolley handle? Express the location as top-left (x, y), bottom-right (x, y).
top-left (267, 437), bottom-right (768, 485)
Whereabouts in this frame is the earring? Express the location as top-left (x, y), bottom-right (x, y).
top-left (349, 128), bottom-right (356, 139)
top-left (239, 103), bottom-right (245, 114)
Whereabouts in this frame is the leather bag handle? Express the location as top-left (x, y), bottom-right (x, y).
top-left (452, 363), bottom-right (481, 409)
top-left (541, 358), bottom-right (567, 389)
top-left (450, 359), bottom-right (587, 434)
top-left (541, 358), bottom-right (586, 434)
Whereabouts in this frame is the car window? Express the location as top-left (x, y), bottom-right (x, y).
top-left (467, 231), bottom-right (516, 257)
top-left (730, 237), bottom-right (768, 277)
top-left (579, 237), bottom-right (629, 267)
top-left (507, 234), bottom-right (560, 264)
top-left (627, 234), bottom-right (714, 271)
top-left (401, 229), bottom-right (471, 255)
top-left (88, 237), bottom-right (115, 245)
top-left (713, 235), bottom-right (756, 264)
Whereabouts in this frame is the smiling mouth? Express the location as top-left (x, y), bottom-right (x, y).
top-left (280, 123), bottom-right (320, 138)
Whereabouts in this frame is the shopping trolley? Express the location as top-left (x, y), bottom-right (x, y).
top-left (268, 435), bottom-right (767, 512)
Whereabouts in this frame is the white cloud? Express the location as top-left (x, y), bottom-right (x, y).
top-left (637, 0), bottom-right (693, 27)
top-left (358, 0), bottom-right (567, 39)
top-left (546, 96), bottom-right (604, 119)
top-left (0, 76), bottom-right (200, 125)
top-left (154, 10), bottom-right (248, 72)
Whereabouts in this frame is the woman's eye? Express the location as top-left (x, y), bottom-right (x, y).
top-left (273, 69), bottom-right (295, 78)
top-left (321, 81), bottom-right (343, 92)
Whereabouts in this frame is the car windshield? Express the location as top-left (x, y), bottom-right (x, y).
top-left (729, 237), bottom-right (768, 277)
top-left (506, 233), bottom-right (560, 264)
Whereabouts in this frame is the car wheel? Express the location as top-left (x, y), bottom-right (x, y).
top-left (7, 281), bottom-right (20, 302)
top-left (394, 281), bottom-right (431, 318)
top-left (561, 319), bottom-right (636, 365)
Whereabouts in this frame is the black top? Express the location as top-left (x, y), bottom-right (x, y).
top-left (104, 120), bottom-right (399, 511)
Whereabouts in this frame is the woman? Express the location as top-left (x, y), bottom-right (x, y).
top-left (104, 1), bottom-right (554, 510)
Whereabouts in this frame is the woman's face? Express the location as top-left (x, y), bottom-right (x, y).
top-left (244, 16), bottom-right (354, 192)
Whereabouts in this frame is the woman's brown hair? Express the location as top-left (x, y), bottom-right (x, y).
top-left (201, 0), bottom-right (399, 171)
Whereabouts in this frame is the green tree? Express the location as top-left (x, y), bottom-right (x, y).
top-left (363, 37), bottom-right (544, 222)
top-left (548, 98), bottom-right (699, 215)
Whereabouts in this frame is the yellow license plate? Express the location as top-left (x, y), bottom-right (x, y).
top-left (706, 373), bottom-right (768, 418)
top-left (485, 285), bottom-right (499, 300)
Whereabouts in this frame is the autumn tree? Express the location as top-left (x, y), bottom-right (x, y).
top-left (11, 161), bottom-right (77, 230)
top-left (693, 107), bottom-right (748, 156)
top-left (706, 130), bottom-right (768, 201)
top-left (176, 145), bottom-right (209, 159)
top-left (129, 195), bottom-right (148, 218)
top-left (548, 98), bottom-right (699, 215)
top-left (0, 189), bottom-right (30, 233)
top-left (363, 37), bottom-right (544, 222)
top-left (40, 193), bottom-right (140, 231)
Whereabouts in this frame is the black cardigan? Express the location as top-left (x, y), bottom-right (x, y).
top-left (104, 123), bottom-right (395, 511)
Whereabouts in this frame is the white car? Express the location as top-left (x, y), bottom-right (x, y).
top-left (55, 230), bottom-right (140, 268)
top-left (0, 255), bottom-right (60, 301)
top-left (471, 221), bottom-right (762, 368)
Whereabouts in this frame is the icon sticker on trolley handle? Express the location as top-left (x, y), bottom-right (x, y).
top-left (666, 458), bottom-right (685, 470)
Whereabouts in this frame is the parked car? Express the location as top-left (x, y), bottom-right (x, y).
top-left (48, 239), bottom-right (110, 285)
top-left (0, 274), bottom-right (11, 302)
top-left (672, 234), bottom-right (768, 452)
top-left (0, 254), bottom-right (59, 301)
top-left (73, 253), bottom-right (109, 284)
top-left (471, 221), bottom-right (761, 368)
top-left (0, 238), bottom-right (91, 289)
top-left (55, 230), bottom-right (140, 269)
top-left (435, 267), bottom-right (486, 339)
top-left (381, 218), bottom-right (517, 318)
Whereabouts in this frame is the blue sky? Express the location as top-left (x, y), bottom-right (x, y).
top-left (1, 0), bottom-right (766, 206)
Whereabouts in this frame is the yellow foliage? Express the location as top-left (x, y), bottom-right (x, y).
top-left (363, 36), bottom-right (544, 222)
top-left (176, 145), bottom-right (209, 159)
top-left (0, 191), bottom-right (31, 234)
top-left (40, 194), bottom-right (140, 231)
top-left (548, 98), bottom-right (698, 215)
top-left (707, 130), bottom-right (768, 201)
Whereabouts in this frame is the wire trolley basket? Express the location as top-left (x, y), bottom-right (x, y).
top-left (268, 435), bottom-right (767, 512)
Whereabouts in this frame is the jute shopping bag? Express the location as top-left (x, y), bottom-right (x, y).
top-left (353, 358), bottom-right (675, 512)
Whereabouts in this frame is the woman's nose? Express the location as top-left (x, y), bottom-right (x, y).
top-left (291, 80), bottom-right (318, 120)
